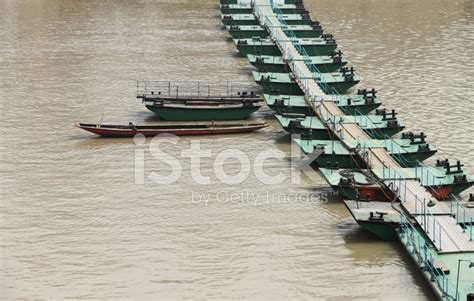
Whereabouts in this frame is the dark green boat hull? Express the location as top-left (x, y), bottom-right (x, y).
top-left (312, 154), bottom-right (366, 169)
top-left (236, 44), bottom-right (282, 56)
top-left (146, 106), bottom-right (260, 121)
top-left (222, 19), bottom-right (260, 26)
top-left (340, 103), bottom-right (381, 115)
top-left (229, 30), bottom-right (269, 39)
top-left (334, 181), bottom-right (472, 202)
top-left (222, 8), bottom-right (304, 14)
top-left (283, 125), bottom-right (403, 140)
top-left (450, 182), bottom-right (474, 195)
top-left (257, 81), bottom-right (304, 96)
top-left (230, 29), bottom-right (322, 39)
top-left (335, 186), bottom-right (359, 200)
top-left (365, 126), bottom-right (405, 139)
top-left (320, 81), bottom-right (360, 94)
top-left (302, 44), bottom-right (338, 56)
top-left (236, 43), bottom-right (337, 57)
top-left (282, 19), bottom-right (314, 25)
top-left (357, 221), bottom-right (398, 241)
top-left (309, 151), bottom-right (434, 169)
top-left (258, 80), bottom-right (357, 96)
top-left (221, 8), bottom-right (253, 14)
top-left (268, 104), bottom-right (311, 115)
top-left (395, 151), bottom-right (437, 167)
top-left (251, 61), bottom-right (347, 73)
top-left (268, 102), bottom-right (381, 116)
top-left (221, 0), bottom-right (297, 3)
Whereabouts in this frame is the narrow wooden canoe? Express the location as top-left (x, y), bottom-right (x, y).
top-left (76, 122), bottom-right (268, 137)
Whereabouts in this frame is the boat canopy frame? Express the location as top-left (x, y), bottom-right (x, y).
top-left (136, 80), bottom-right (262, 101)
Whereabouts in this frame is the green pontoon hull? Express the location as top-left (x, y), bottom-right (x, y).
top-left (228, 28), bottom-right (322, 39)
top-left (450, 182), bottom-right (474, 195)
top-left (269, 104), bottom-right (311, 115)
top-left (268, 102), bottom-right (381, 116)
top-left (283, 20), bottom-right (313, 26)
top-left (321, 81), bottom-right (360, 94)
top-left (221, 6), bottom-right (305, 15)
top-left (220, 0), bottom-right (297, 4)
top-left (229, 30), bottom-right (268, 39)
top-left (220, 7), bottom-right (253, 14)
top-left (236, 41), bottom-right (337, 57)
top-left (280, 123), bottom-right (403, 140)
top-left (236, 43), bottom-right (282, 56)
top-left (249, 58), bottom-right (347, 73)
top-left (254, 72), bottom-right (359, 95)
top-left (264, 94), bottom-right (381, 116)
top-left (336, 186), bottom-right (359, 200)
top-left (341, 104), bottom-right (381, 115)
top-left (313, 154), bottom-right (365, 169)
top-left (222, 18), bottom-right (260, 26)
top-left (301, 44), bottom-right (338, 56)
top-left (343, 200), bottom-right (400, 241)
top-left (257, 81), bottom-right (304, 96)
top-left (295, 138), bottom-right (437, 169)
top-left (275, 113), bottom-right (405, 140)
top-left (366, 127), bottom-right (404, 139)
top-left (358, 221), bottom-right (398, 241)
top-left (337, 181), bottom-right (472, 201)
top-left (396, 152), bottom-right (437, 167)
top-left (145, 106), bottom-right (260, 121)
top-left (321, 167), bottom-right (473, 201)
top-left (312, 151), bottom-right (436, 168)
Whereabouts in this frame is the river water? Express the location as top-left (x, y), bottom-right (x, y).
top-left (1, 0), bottom-right (473, 300)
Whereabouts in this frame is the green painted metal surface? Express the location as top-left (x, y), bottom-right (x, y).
top-left (275, 114), bottom-right (405, 139)
top-left (227, 25), bottom-right (322, 39)
top-left (222, 14), bottom-right (313, 26)
top-left (263, 94), bottom-right (381, 115)
top-left (319, 167), bottom-right (473, 200)
top-left (221, 4), bottom-right (303, 15)
top-left (293, 138), bottom-right (437, 168)
top-left (145, 105), bottom-right (260, 121)
top-left (247, 54), bottom-right (348, 73)
top-left (234, 38), bottom-right (337, 56)
top-left (399, 217), bottom-right (474, 301)
top-left (254, 71), bottom-right (360, 94)
top-left (343, 200), bottom-right (401, 240)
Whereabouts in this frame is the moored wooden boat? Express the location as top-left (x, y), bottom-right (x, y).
top-left (76, 122), bottom-right (268, 137)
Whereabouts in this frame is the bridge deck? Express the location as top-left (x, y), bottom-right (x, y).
top-left (253, 0), bottom-right (474, 253)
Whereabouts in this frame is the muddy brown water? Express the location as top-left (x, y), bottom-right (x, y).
top-left (1, 0), bottom-right (472, 299)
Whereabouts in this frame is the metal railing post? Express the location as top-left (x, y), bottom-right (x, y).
top-left (470, 217), bottom-right (473, 241)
